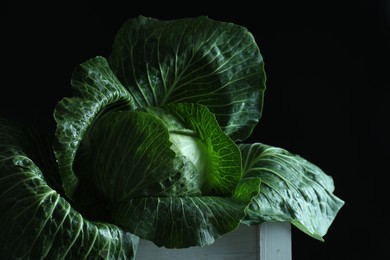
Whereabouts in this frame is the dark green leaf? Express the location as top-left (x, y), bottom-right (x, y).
top-left (109, 15), bottom-right (266, 141)
top-left (239, 143), bottom-right (345, 241)
top-left (53, 56), bottom-right (135, 199)
top-left (0, 118), bottom-right (139, 259)
top-left (112, 196), bottom-right (246, 248)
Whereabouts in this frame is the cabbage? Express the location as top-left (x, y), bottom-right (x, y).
top-left (0, 15), bottom-right (344, 259)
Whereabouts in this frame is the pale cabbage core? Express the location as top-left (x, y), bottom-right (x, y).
top-left (169, 131), bottom-right (211, 185)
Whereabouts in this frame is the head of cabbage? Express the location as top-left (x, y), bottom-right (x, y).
top-left (0, 15), bottom-right (344, 259)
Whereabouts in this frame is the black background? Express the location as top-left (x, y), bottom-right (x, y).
top-left (1, 1), bottom-right (389, 259)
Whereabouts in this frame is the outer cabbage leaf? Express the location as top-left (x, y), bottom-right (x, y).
top-left (111, 176), bottom-right (261, 249)
top-left (112, 196), bottom-right (248, 248)
top-left (239, 143), bottom-right (345, 241)
top-left (0, 118), bottom-right (139, 259)
top-left (53, 56), bottom-right (135, 199)
top-left (109, 15), bottom-right (266, 142)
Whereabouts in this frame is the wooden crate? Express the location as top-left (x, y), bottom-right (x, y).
top-left (136, 222), bottom-right (291, 260)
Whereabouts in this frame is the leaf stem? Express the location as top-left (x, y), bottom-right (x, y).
top-left (168, 129), bottom-right (198, 137)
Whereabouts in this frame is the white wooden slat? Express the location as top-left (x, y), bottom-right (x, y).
top-left (259, 222), bottom-right (292, 260)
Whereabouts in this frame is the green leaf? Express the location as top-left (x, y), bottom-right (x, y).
top-left (112, 196), bottom-right (247, 248)
top-left (239, 143), bottom-right (345, 241)
top-left (234, 177), bottom-right (262, 202)
top-left (53, 56), bottom-right (135, 199)
top-left (0, 118), bottom-right (139, 259)
top-left (109, 15), bottom-right (266, 141)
